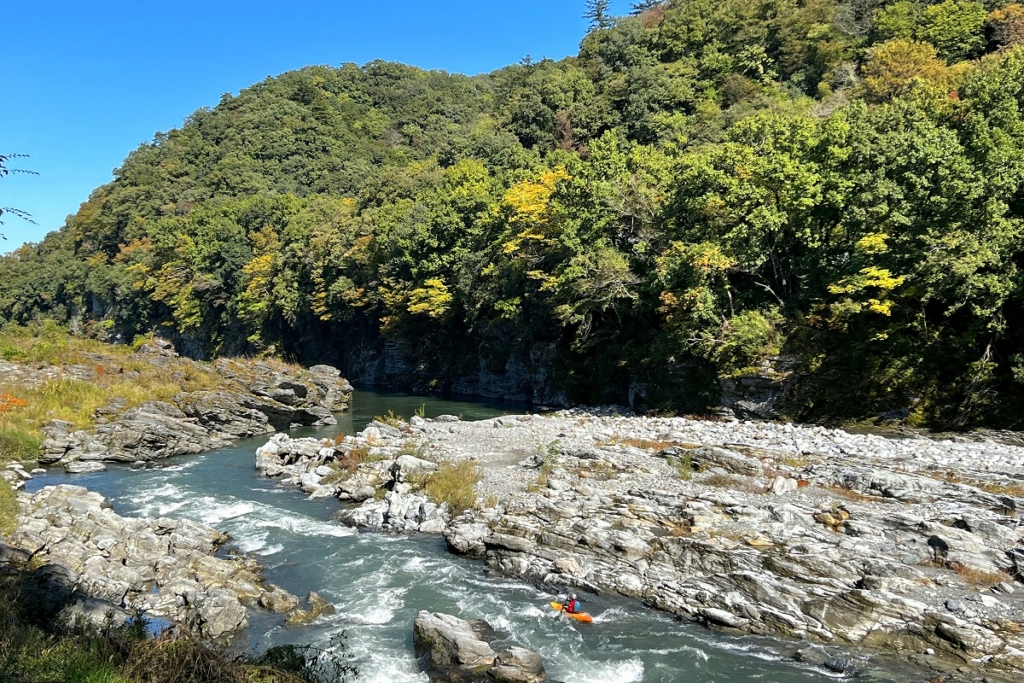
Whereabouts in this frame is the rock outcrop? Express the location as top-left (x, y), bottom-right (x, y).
top-left (2, 485), bottom-right (301, 639)
top-left (254, 430), bottom-right (449, 534)
top-left (33, 345), bottom-right (352, 466)
top-left (413, 611), bottom-right (547, 683)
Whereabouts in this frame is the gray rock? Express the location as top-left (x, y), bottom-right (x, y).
top-left (285, 591), bottom-right (336, 625)
top-left (59, 598), bottom-right (130, 629)
top-left (393, 455), bottom-right (438, 482)
top-left (64, 461), bottom-right (108, 474)
top-left (491, 646), bottom-right (546, 683)
top-left (4, 485), bottom-right (296, 639)
top-left (689, 446), bottom-right (764, 477)
top-left (414, 611), bottom-right (496, 671)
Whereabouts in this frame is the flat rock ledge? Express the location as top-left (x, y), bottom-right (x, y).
top-left (413, 611), bottom-right (551, 683)
top-left (255, 410), bottom-right (1024, 681)
top-left (1, 484), bottom-right (302, 639)
top-left (25, 344), bottom-right (352, 467)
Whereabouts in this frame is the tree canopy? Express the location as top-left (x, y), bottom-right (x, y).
top-left (4, 1), bottom-right (1024, 428)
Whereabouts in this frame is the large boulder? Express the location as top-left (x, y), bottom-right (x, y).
top-left (413, 612), bottom-right (547, 683)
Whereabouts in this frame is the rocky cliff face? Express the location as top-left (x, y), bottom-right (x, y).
top-left (344, 338), bottom-right (568, 406)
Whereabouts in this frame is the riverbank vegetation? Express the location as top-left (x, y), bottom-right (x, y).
top-left (3, 1), bottom-right (1024, 427)
top-left (0, 322), bottom-right (214, 468)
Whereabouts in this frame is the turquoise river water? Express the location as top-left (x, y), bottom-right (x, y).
top-left (26, 389), bottom-right (875, 683)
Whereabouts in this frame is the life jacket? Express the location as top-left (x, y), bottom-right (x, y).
top-left (566, 599), bottom-right (579, 613)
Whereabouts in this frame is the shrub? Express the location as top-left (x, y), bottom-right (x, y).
top-left (373, 410), bottom-right (405, 428)
top-left (423, 461), bottom-right (479, 517)
top-left (0, 394), bottom-right (28, 413)
top-left (0, 572), bottom-right (357, 683)
top-left (713, 308), bottom-right (785, 376)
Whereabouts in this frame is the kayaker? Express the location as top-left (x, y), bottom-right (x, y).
top-left (563, 594), bottom-right (580, 614)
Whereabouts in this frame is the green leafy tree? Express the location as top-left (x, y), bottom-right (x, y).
top-left (918, 0), bottom-right (988, 62)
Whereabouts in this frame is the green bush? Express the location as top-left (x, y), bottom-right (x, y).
top-left (1, 345), bottom-right (26, 360)
top-left (714, 308), bottom-right (785, 376)
top-left (0, 426), bottom-right (42, 464)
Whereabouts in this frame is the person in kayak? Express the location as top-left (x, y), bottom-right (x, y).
top-left (563, 594), bottom-right (581, 614)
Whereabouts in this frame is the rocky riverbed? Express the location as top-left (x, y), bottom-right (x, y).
top-left (256, 409), bottom-right (1024, 681)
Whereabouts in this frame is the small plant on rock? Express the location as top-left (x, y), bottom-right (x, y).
top-left (373, 410), bottom-right (405, 428)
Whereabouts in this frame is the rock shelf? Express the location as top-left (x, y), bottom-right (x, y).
top-left (257, 409), bottom-right (1024, 680)
top-left (35, 348), bottom-right (352, 469)
top-left (2, 484), bottom-right (300, 639)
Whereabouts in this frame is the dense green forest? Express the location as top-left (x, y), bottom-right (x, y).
top-left (3, 0), bottom-right (1024, 427)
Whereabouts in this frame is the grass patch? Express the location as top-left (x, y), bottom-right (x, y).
top-left (0, 323), bottom-right (233, 464)
top-left (669, 451), bottom-right (693, 480)
top-left (397, 441), bottom-right (428, 459)
top-left (934, 469), bottom-right (1024, 498)
top-left (947, 562), bottom-right (1006, 587)
top-left (0, 426), bottom-right (41, 464)
top-left (605, 438), bottom-right (678, 451)
top-left (977, 481), bottom-right (1024, 498)
top-left (0, 320), bottom-right (126, 366)
top-left (0, 480), bottom-right (18, 536)
top-left (422, 461), bottom-right (479, 517)
top-left (699, 472), bottom-right (765, 494)
top-left (820, 484), bottom-right (882, 502)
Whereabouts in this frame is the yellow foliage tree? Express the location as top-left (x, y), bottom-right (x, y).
top-left (407, 278), bottom-right (453, 319)
top-left (499, 168), bottom-right (571, 256)
top-left (862, 39), bottom-right (954, 102)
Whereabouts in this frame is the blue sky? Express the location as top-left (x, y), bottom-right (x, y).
top-left (1, 0), bottom-right (631, 252)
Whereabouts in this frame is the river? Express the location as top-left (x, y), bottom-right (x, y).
top-left (27, 389), bottom-right (860, 683)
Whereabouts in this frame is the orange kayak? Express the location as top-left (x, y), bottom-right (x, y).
top-left (550, 601), bottom-right (594, 623)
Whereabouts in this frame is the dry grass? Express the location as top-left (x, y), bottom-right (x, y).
top-left (422, 461), bottom-right (479, 517)
top-left (948, 562), bottom-right (1006, 587)
top-left (611, 438), bottom-right (677, 451)
top-left (924, 469), bottom-right (1024, 498)
top-left (699, 472), bottom-right (766, 494)
top-left (569, 461), bottom-right (618, 481)
top-left (373, 410), bottom-right (405, 428)
top-left (669, 452), bottom-right (693, 480)
top-left (778, 455), bottom-right (810, 468)
top-left (977, 481), bottom-right (1024, 498)
top-left (0, 324), bottom-right (229, 466)
top-left (820, 484), bottom-right (880, 502)
top-left (320, 445), bottom-right (374, 484)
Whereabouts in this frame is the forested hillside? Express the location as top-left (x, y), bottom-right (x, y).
top-left (3, 0), bottom-right (1024, 427)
